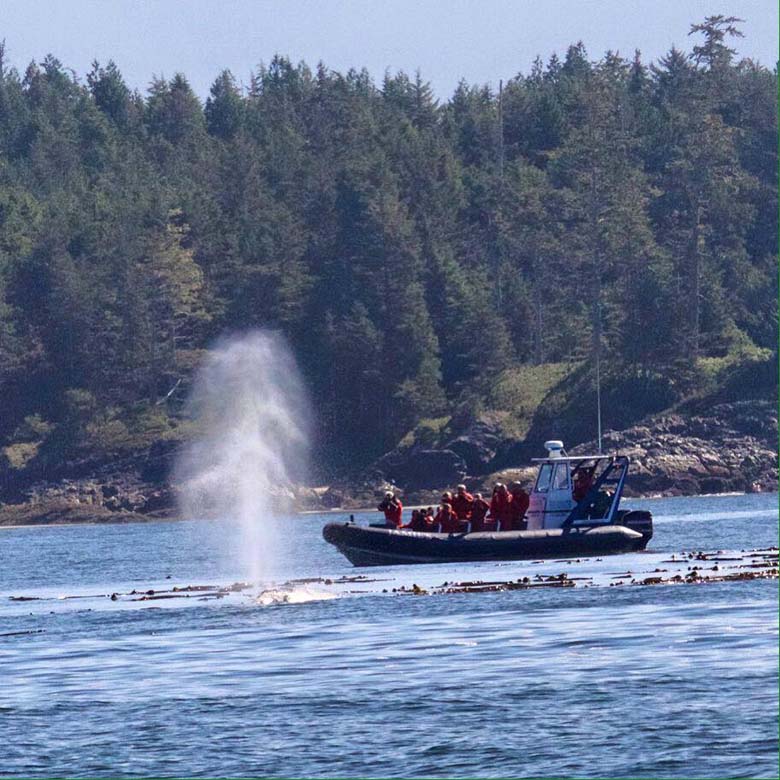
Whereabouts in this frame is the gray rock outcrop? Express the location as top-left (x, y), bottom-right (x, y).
top-left (570, 400), bottom-right (777, 495)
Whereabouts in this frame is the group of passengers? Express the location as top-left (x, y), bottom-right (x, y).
top-left (377, 482), bottom-right (531, 534)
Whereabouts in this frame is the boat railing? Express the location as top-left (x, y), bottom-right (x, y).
top-left (562, 455), bottom-right (629, 528)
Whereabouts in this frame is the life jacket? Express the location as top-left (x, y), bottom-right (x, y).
top-left (435, 505), bottom-right (461, 534)
top-left (451, 491), bottom-right (474, 520)
top-left (489, 491), bottom-right (514, 530)
top-left (469, 498), bottom-right (490, 530)
top-left (380, 499), bottom-right (403, 528)
top-left (510, 489), bottom-right (529, 527)
top-left (406, 512), bottom-right (432, 532)
top-left (471, 498), bottom-right (490, 521)
top-left (573, 475), bottom-right (593, 502)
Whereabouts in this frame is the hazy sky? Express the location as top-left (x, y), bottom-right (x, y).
top-left (3, 0), bottom-right (778, 98)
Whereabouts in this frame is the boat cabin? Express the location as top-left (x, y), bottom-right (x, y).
top-left (525, 440), bottom-right (629, 530)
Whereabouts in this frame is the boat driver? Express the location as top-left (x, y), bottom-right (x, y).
top-left (573, 470), bottom-right (594, 502)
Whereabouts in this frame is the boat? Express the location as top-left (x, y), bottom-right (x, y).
top-left (323, 441), bottom-right (653, 567)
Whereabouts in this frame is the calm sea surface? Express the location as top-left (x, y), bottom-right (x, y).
top-left (1, 493), bottom-right (777, 778)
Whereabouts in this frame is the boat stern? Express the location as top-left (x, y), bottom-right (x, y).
top-left (617, 509), bottom-right (653, 547)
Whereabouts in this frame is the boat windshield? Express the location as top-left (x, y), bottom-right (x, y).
top-left (552, 463), bottom-right (570, 490)
top-left (535, 463), bottom-right (553, 492)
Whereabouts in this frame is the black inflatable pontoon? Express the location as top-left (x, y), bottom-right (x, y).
top-left (323, 514), bottom-right (651, 567)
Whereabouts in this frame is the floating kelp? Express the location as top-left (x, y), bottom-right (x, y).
top-left (5, 547), bottom-right (777, 613)
top-left (389, 547), bottom-right (778, 596)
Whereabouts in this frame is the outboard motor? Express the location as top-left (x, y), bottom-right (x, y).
top-left (615, 509), bottom-right (653, 544)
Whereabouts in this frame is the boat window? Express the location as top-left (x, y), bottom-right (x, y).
top-left (552, 463), bottom-right (570, 491)
top-left (535, 463), bottom-right (553, 493)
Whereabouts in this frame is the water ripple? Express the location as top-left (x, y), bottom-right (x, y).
top-left (1, 493), bottom-right (777, 777)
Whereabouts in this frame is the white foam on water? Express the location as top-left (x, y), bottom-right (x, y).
top-left (256, 586), bottom-right (338, 606)
top-left (174, 330), bottom-right (311, 583)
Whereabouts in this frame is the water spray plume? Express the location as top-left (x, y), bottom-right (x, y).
top-left (175, 331), bottom-right (311, 583)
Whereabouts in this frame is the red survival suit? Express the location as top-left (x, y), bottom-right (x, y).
top-left (573, 472), bottom-right (593, 502)
top-left (489, 489), bottom-right (514, 531)
top-left (435, 504), bottom-right (463, 534)
top-left (451, 490), bottom-right (474, 520)
top-left (379, 497), bottom-right (403, 528)
top-left (469, 496), bottom-right (490, 531)
top-left (405, 510), bottom-right (433, 532)
top-left (510, 488), bottom-right (530, 530)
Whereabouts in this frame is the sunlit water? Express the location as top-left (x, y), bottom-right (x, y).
top-left (1, 493), bottom-right (777, 778)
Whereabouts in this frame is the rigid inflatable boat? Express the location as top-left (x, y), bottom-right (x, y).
top-left (323, 441), bottom-right (653, 567)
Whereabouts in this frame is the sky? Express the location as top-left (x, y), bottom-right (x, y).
top-left (2, 0), bottom-right (778, 99)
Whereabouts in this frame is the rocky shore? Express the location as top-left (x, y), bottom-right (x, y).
top-left (0, 442), bottom-right (180, 526)
top-left (0, 399), bottom-right (775, 526)
top-left (324, 399), bottom-right (778, 508)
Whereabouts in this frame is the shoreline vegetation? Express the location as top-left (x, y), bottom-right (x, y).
top-left (1, 395), bottom-right (775, 527)
top-left (2, 371), bottom-right (775, 527)
top-left (0, 17), bottom-right (777, 526)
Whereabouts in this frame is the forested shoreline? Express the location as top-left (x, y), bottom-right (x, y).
top-left (0, 15), bottom-right (776, 492)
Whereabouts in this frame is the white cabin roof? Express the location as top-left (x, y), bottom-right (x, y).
top-left (531, 455), bottom-right (610, 463)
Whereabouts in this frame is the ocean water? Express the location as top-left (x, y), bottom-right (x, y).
top-left (1, 493), bottom-right (777, 778)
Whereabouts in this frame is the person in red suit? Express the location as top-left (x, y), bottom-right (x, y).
top-left (378, 491), bottom-right (403, 528)
top-left (488, 483), bottom-right (514, 531)
top-left (405, 509), bottom-right (434, 531)
top-left (509, 483), bottom-right (530, 530)
top-left (573, 470), bottom-right (593, 502)
top-left (450, 484), bottom-right (474, 521)
top-left (435, 502), bottom-right (463, 534)
top-left (469, 492), bottom-right (490, 531)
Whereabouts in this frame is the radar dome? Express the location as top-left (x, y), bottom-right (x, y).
top-left (544, 440), bottom-right (565, 458)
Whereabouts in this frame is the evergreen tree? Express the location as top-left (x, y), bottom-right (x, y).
top-left (87, 60), bottom-right (132, 127)
top-left (205, 70), bottom-right (244, 139)
top-left (0, 21), bottom-right (774, 471)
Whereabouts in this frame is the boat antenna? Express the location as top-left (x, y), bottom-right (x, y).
top-left (595, 302), bottom-right (603, 454)
top-left (596, 344), bottom-right (602, 454)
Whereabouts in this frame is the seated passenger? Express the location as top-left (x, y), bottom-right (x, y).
top-left (509, 483), bottom-right (530, 531)
top-left (451, 484), bottom-right (474, 520)
top-left (488, 483), bottom-right (514, 531)
top-left (470, 492), bottom-right (490, 531)
top-left (402, 509), bottom-right (419, 529)
top-left (435, 502), bottom-right (463, 534)
top-left (590, 489), bottom-right (613, 519)
top-left (405, 509), bottom-right (433, 531)
top-left (377, 491), bottom-right (403, 528)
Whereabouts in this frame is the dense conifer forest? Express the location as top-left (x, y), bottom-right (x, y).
top-left (0, 16), bottom-right (776, 478)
